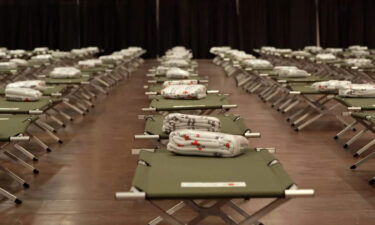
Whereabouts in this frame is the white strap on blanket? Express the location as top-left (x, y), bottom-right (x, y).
top-left (161, 84), bottom-right (207, 99)
top-left (167, 130), bottom-right (249, 157)
top-left (162, 113), bottom-right (221, 133)
top-left (339, 84), bottom-right (375, 97)
top-left (49, 67), bottom-right (81, 78)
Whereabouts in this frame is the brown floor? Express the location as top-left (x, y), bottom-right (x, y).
top-left (0, 59), bottom-right (374, 225)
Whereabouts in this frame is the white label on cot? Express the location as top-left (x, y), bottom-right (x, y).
top-left (0, 118), bottom-right (10, 120)
top-left (181, 182), bottom-right (246, 188)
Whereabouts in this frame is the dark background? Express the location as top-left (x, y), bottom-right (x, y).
top-left (0, 0), bottom-right (373, 58)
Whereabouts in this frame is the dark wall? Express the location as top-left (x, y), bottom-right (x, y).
top-left (0, 0), bottom-right (373, 58)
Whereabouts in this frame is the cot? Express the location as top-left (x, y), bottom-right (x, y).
top-left (142, 94), bottom-right (237, 113)
top-left (116, 149), bottom-right (314, 225)
top-left (135, 114), bottom-right (260, 141)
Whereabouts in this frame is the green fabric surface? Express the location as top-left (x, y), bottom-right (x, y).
top-left (153, 76), bottom-right (207, 83)
top-left (149, 94), bottom-right (230, 111)
top-left (0, 85), bottom-right (67, 96)
top-left (144, 114), bottom-right (250, 139)
top-left (275, 76), bottom-right (327, 83)
top-left (132, 149), bottom-right (294, 199)
top-left (80, 67), bottom-right (107, 74)
top-left (351, 112), bottom-right (375, 124)
top-left (45, 76), bottom-right (90, 84)
top-left (0, 97), bottom-right (61, 114)
top-left (287, 84), bottom-right (337, 94)
top-left (148, 84), bottom-right (163, 93)
top-left (0, 115), bottom-right (38, 141)
top-left (334, 96), bottom-right (375, 110)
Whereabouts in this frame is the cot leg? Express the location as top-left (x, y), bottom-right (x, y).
top-left (149, 201), bottom-right (185, 225)
top-left (148, 202), bottom-right (186, 225)
top-left (343, 129), bottom-right (367, 148)
top-left (334, 121), bottom-right (357, 139)
top-left (46, 112), bottom-right (65, 127)
top-left (292, 111), bottom-right (312, 127)
top-left (0, 187), bottom-right (22, 204)
top-left (249, 83), bottom-right (262, 93)
top-left (0, 165), bottom-right (29, 188)
top-left (91, 83), bottom-right (108, 95)
top-left (227, 201), bottom-right (263, 225)
top-left (351, 150), bottom-right (375, 169)
top-left (3, 151), bottom-right (39, 174)
top-left (63, 100), bottom-right (85, 115)
top-left (271, 94), bottom-right (288, 108)
top-left (295, 113), bottom-right (323, 131)
top-left (52, 108), bottom-right (73, 121)
top-left (28, 133), bottom-right (51, 152)
top-left (13, 144), bottom-right (37, 161)
top-left (353, 139), bottom-right (375, 157)
top-left (287, 107), bottom-right (307, 122)
top-left (278, 98), bottom-right (293, 111)
top-left (370, 177), bottom-right (375, 185)
top-left (32, 123), bottom-right (63, 144)
top-left (283, 99), bottom-right (300, 113)
top-left (35, 120), bottom-right (56, 133)
top-left (264, 89), bottom-right (279, 102)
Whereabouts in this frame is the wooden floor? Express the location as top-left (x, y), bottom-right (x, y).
top-left (0, 59), bottom-right (374, 225)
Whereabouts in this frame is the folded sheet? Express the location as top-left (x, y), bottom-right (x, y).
top-left (162, 59), bottom-right (190, 67)
top-left (312, 80), bottom-right (352, 91)
top-left (162, 113), bottom-right (221, 133)
top-left (161, 84), bottom-right (207, 99)
top-left (5, 87), bottom-right (42, 101)
top-left (163, 80), bottom-right (198, 88)
top-left (339, 84), bottom-right (375, 97)
top-left (6, 80), bottom-right (47, 90)
top-left (167, 129), bottom-right (249, 157)
top-left (49, 67), bottom-right (81, 78)
top-left (166, 67), bottom-right (190, 79)
top-left (242, 59), bottom-right (273, 69)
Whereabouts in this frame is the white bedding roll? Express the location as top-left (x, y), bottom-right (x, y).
top-left (5, 87), bottom-right (42, 101)
top-left (242, 59), bottom-right (273, 69)
top-left (161, 84), bottom-right (207, 99)
top-left (166, 67), bottom-right (190, 79)
top-left (49, 67), bottom-right (81, 78)
top-left (163, 80), bottom-right (198, 88)
top-left (339, 84), bottom-right (375, 97)
top-left (6, 80), bottom-right (46, 90)
top-left (312, 80), bottom-right (352, 91)
top-left (162, 59), bottom-right (190, 67)
top-left (162, 113), bottom-right (221, 133)
top-left (278, 67), bottom-right (310, 78)
top-left (167, 130), bottom-right (249, 157)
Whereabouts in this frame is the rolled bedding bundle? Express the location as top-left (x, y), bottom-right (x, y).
top-left (277, 67), bottom-right (310, 78)
top-left (162, 59), bottom-right (190, 67)
top-left (10, 58), bottom-right (28, 66)
top-left (0, 62), bottom-right (17, 70)
top-left (339, 84), bottom-right (375, 97)
top-left (163, 80), bottom-right (198, 88)
top-left (0, 52), bottom-right (7, 58)
top-left (162, 113), bottom-right (221, 133)
top-left (311, 80), bottom-right (352, 91)
top-left (325, 48), bottom-right (343, 54)
top-left (260, 46), bottom-right (276, 54)
top-left (209, 46), bottom-right (231, 54)
top-left (9, 49), bottom-right (26, 56)
top-left (304, 46), bottom-right (323, 54)
top-left (350, 50), bottom-right (370, 58)
top-left (291, 51), bottom-right (312, 58)
top-left (52, 51), bottom-right (72, 59)
top-left (6, 80), bottom-right (47, 90)
top-left (33, 47), bottom-right (49, 54)
top-left (345, 58), bottom-right (373, 68)
top-left (166, 67), bottom-right (190, 79)
top-left (30, 54), bottom-right (52, 64)
top-left (315, 53), bottom-right (336, 62)
top-left (242, 59), bottom-right (273, 69)
top-left (348, 45), bottom-right (368, 51)
top-left (78, 59), bottom-right (103, 68)
top-left (167, 129), bottom-right (249, 157)
top-left (5, 87), bottom-right (42, 102)
top-left (161, 84), bottom-right (207, 99)
top-left (99, 55), bottom-right (123, 64)
top-left (49, 67), bottom-right (81, 79)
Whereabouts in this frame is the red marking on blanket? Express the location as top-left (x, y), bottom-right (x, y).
top-left (184, 135), bottom-right (190, 140)
top-left (177, 144), bottom-right (184, 147)
top-left (196, 134), bottom-right (200, 137)
top-left (228, 183), bottom-right (235, 186)
top-left (225, 143), bottom-right (230, 148)
top-left (191, 140), bottom-right (200, 146)
top-left (198, 147), bottom-right (203, 151)
top-left (183, 91), bottom-right (189, 94)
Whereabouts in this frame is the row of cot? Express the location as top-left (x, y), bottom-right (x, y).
top-left (0, 46), bottom-right (146, 204)
top-left (115, 46), bottom-right (314, 225)
top-left (210, 45), bottom-right (375, 185)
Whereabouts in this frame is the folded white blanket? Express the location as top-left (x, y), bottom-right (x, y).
top-left (161, 84), bottom-right (207, 99)
top-left (9, 49), bottom-right (26, 55)
top-left (49, 67), bottom-right (81, 78)
top-left (0, 62), bottom-right (17, 70)
top-left (312, 80), bottom-right (352, 91)
top-left (304, 46), bottom-right (323, 53)
top-left (163, 80), bottom-right (198, 88)
top-left (162, 59), bottom-right (190, 67)
top-left (162, 113), bottom-right (221, 133)
top-left (78, 59), bottom-right (103, 68)
top-left (52, 51), bottom-right (71, 58)
top-left (6, 80), bottom-right (46, 90)
top-left (5, 87), bottom-right (42, 101)
top-left (10, 58), bottom-right (28, 66)
top-left (345, 58), bottom-right (373, 68)
top-left (167, 130), bottom-right (249, 157)
top-left (349, 45), bottom-right (368, 51)
top-left (277, 67), bottom-right (310, 78)
top-left (316, 53), bottom-right (336, 61)
top-left (291, 51), bottom-right (312, 57)
top-left (339, 84), bottom-right (375, 97)
top-left (242, 59), bottom-right (272, 69)
top-left (166, 67), bottom-right (190, 79)
top-left (99, 55), bottom-right (123, 64)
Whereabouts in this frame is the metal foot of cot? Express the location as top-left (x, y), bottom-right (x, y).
top-left (0, 186), bottom-right (22, 204)
top-left (32, 122), bottom-right (63, 144)
top-left (334, 120), bottom-right (358, 139)
top-left (52, 108), bottom-right (73, 121)
top-left (343, 129), bottom-right (367, 149)
top-left (351, 150), bottom-right (375, 170)
top-left (354, 139), bottom-right (375, 157)
top-left (13, 144), bottom-right (37, 161)
top-left (35, 120), bottom-right (56, 133)
top-left (27, 132), bottom-right (51, 152)
top-left (3, 151), bottom-right (39, 174)
top-left (46, 112), bottom-right (66, 127)
top-left (0, 164), bottom-right (29, 188)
